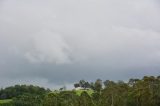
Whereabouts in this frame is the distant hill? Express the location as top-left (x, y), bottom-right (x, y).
top-left (0, 85), bottom-right (50, 99)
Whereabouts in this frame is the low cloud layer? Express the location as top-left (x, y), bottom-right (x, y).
top-left (0, 0), bottom-right (160, 88)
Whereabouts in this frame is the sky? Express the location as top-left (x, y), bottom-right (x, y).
top-left (0, 0), bottom-right (160, 89)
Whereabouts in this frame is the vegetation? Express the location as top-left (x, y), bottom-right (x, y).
top-left (0, 85), bottom-right (50, 100)
top-left (0, 99), bottom-right (13, 106)
top-left (0, 99), bottom-right (12, 103)
top-left (75, 89), bottom-right (94, 96)
top-left (0, 85), bottom-right (50, 106)
top-left (0, 76), bottom-right (160, 106)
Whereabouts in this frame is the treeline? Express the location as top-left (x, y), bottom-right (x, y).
top-left (0, 76), bottom-right (160, 106)
top-left (0, 85), bottom-right (50, 99)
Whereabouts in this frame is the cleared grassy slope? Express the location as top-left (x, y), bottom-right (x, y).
top-left (75, 89), bottom-right (94, 96)
top-left (0, 99), bottom-right (12, 104)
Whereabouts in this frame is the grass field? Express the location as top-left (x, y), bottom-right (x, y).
top-left (75, 89), bottom-right (94, 96)
top-left (0, 99), bottom-right (12, 104)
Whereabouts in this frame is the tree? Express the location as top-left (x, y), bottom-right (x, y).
top-left (90, 82), bottom-right (95, 90)
top-left (95, 79), bottom-right (102, 92)
top-left (42, 93), bottom-right (59, 106)
top-left (0, 85), bottom-right (49, 99)
top-left (13, 94), bottom-right (42, 106)
top-left (59, 91), bottom-right (79, 106)
top-left (79, 91), bottom-right (94, 106)
top-left (74, 83), bottom-right (80, 88)
top-left (59, 86), bottom-right (66, 91)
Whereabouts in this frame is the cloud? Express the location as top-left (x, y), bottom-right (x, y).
top-left (0, 0), bottom-right (160, 88)
top-left (24, 30), bottom-right (72, 64)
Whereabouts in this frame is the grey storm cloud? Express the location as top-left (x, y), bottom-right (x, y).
top-left (0, 0), bottom-right (160, 88)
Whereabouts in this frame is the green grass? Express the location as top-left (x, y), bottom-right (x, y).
top-left (75, 89), bottom-right (94, 96)
top-left (0, 99), bottom-right (12, 104)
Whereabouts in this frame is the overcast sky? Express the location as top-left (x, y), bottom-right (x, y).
top-left (0, 0), bottom-right (160, 89)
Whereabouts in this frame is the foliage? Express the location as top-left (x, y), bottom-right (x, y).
top-left (13, 94), bottom-right (43, 106)
top-left (0, 85), bottom-right (50, 99)
top-left (1, 76), bottom-right (160, 106)
top-left (75, 89), bottom-right (94, 96)
top-left (0, 99), bottom-right (13, 106)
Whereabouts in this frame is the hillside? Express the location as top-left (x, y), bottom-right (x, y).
top-left (0, 76), bottom-right (160, 106)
